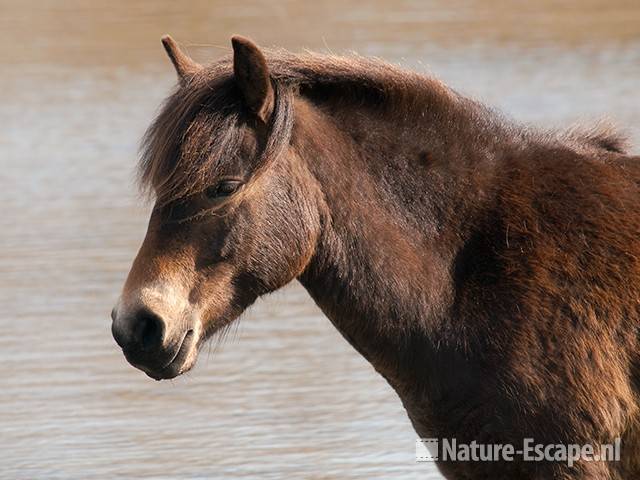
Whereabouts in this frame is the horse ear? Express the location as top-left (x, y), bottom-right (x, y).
top-left (231, 36), bottom-right (274, 123)
top-left (161, 35), bottom-right (202, 83)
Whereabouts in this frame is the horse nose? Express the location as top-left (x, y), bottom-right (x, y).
top-left (111, 307), bottom-right (166, 354)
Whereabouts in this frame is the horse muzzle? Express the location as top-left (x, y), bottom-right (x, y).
top-left (111, 303), bottom-right (199, 380)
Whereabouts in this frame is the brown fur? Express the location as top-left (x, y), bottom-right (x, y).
top-left (115, 36), bottom-right (640, 479)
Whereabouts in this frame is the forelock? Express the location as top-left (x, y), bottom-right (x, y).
top-left (138, 61), bottom-right (294, 207)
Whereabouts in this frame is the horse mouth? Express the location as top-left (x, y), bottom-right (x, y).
top-left (146, 329), bottom-right (196, 381)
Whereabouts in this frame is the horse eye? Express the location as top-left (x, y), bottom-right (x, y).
top-left (205, 180), bottom-right (242, 200)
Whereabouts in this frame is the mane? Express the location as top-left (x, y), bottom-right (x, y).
top-left (139, 49), bottom-right (629, 205)
top-left (559, 121), bottom-right (630, 154)
top-left (139, 49), bottom-right (455, 204)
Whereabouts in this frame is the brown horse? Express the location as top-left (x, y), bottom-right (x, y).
top-left (111, 35), bottom-right (640, 479)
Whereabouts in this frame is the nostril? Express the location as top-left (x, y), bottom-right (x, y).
top-left (134, 309), bottom-right (165, 351)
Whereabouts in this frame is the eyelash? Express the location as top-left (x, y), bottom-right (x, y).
top-left (205, 180), bottom-right (243, 200)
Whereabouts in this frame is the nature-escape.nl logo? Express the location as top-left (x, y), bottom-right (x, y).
top-left (416, 438), bottom-right (621, 467)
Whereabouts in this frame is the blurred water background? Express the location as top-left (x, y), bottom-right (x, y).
top-left (1, 1), bottom-right (639, 478)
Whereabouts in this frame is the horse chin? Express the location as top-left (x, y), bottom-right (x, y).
top-left (143, 311), bottom-right (239, 381)
top-left (144, 329), bottom-right (200, 381)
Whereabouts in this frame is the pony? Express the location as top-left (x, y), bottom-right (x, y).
top-left (111, 35), bottom-right (640, 478)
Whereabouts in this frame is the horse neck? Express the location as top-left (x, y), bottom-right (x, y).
top-left (291, 86), bottom-right (503, 384)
